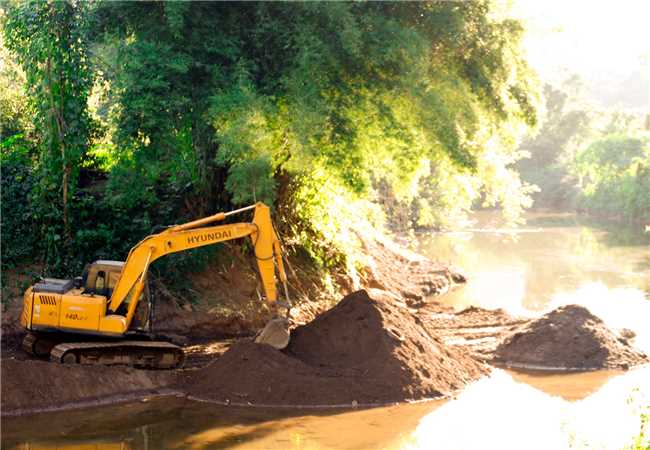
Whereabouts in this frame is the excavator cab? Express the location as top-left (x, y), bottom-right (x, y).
top-left (80, 261), bottom-right (152, 333)
top-left (80, 261), bottom-right (123, 297)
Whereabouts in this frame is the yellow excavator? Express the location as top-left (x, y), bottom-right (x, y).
top-left (20, 202), bottom-right (292, 369)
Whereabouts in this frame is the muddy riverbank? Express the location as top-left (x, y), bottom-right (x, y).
top-left (2, 231), bottom-right (647, 416)
top-left (1, 235), bottom-right (467, 415)
top-left (4, 293), bottom-right (646, 416)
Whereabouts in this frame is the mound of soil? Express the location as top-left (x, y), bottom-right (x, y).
top-left (358, 235), bottom-right (464, 307)
top-left (494, 304), bottom-right (649, 370)
top-left (181, 290), bottom-right (488, 406)
top-left (1, 358), bottom-right (174, 414)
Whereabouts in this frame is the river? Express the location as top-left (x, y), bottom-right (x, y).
top-left (2, 211), bottom-right (649, 450)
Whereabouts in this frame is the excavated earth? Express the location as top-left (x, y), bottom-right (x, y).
top-left (493, 304), bottom-right (649, 370)
top-left (2, 238), bottom-right (648, 415)
top-left (1, 359), bottom-right (175, 414)
top-left (416, 305), bottom-right (530, 362)
top-left (0, 237), bottom-right (473, 415)
top-left (180, 290), bottom-right (488, 406)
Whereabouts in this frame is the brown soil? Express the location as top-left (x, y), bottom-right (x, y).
top-left (417, 304), bottom-right (529, 361)
top-left (180, 290), bottom-right (488, 406)
top-left (358, 234), bottom-right (464, 307)
top-left (0, 358), bottom-right (174, 414)
top-left (0, 235), bottom-right (472, 415)
top-left (493, 304), bottom-right (649, 370)
top-left (3, 297), bottom-right (647, 415)
top-left (4, 233), bottom-right (646, 415)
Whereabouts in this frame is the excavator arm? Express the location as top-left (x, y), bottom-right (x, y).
top-left (108, 203), bottom-right (290, 331)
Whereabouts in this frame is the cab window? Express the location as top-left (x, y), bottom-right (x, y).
top-left (95, 271), bottom-right (106, 292)
top-left (108, 272), bottom-right (120, 289)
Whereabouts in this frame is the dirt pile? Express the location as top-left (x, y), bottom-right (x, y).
top-left (358, 235), bottom-right (464, 307)
top-left (494, 304), bottom-right (648, 370)
top-left (1, 358), bottom-right (174, 414)
top-left (181, 290), bottom-right (488, 406)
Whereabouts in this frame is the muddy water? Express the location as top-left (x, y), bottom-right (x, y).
top-left (3, 211), bottom-right (649, 450)
top-left (419, 211), bottom-right (649, 313)
top-left (418, 211), bottom-right (650, 354)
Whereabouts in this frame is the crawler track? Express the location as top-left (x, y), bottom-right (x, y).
top-left (49, 341), bottom-right (184, 369)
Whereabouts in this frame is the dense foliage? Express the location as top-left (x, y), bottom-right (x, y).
top-left (571, 135), bottom-right (650, 222)
top-left (516, 81), bottom-right (591, 207)
top-left (3, 0), bottom-right (94, 271)
top-left (517, 79), bottom-right (649, 223)
top-left (1, 1), bottom-right (539, 280)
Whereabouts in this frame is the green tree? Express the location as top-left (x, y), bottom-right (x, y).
top-left (4, 0), bottom-right (93, 268)
top-left (1, 135), bottom-right (37, 268)
top-left (1, 1), bottom-right (541, 278)
top-left (571, 134), bottom-right (650, 222)
top-left (91, 1), bottom-right (233, 216)
top-left (86, 1), bottom-right (540, 262)
top-left (516, 81), bottom-right (593, 207)
top-left (0, 34), bottom-right (30, 140)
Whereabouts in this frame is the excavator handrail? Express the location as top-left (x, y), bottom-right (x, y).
top-left (165, 204), bottom-right (258, 233)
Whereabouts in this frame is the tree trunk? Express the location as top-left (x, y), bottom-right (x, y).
top-left (62, 163), bottom-right (70, 240)
top-left (47, 56), bottom-right (70, 241)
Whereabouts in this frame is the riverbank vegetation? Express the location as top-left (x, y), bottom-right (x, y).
top-left (1, 1), bottom-right (647, 302)
top-left (517, 79), bottom-right (650, 224)
top-left (1, 1), bottom-right (539, 287)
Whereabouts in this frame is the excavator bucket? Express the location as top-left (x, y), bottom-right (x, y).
top-left (255, 317), bottom-right (291, 350)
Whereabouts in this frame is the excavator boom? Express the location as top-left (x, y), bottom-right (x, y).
top-left (110, 203), bottom-right (287, 321)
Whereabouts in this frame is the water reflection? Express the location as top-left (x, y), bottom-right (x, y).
top-left (2, 399), bottom-right (444, 450)
top-left (418, 211), bottom-right (650, 314)
top-left (8, 443), bottom-right (133, 450)
top-left (4, 366), bottom-right (647, 450)
top-left (173, 402), bottom-right (442, 450)
top-left (507, 368), bottom-right (623, 401)
top-left (409, 367), bottom-right (650, 450)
